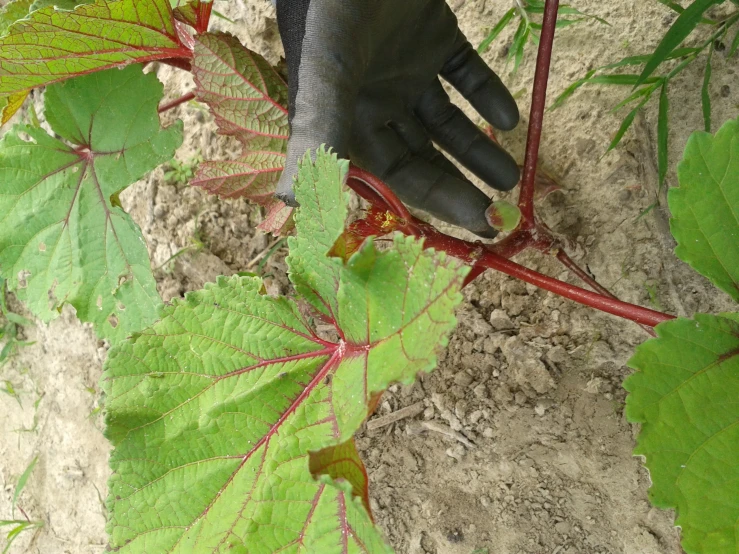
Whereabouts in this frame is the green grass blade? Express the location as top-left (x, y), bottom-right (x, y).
top-left (636, 0), bottom-right (722, 87)
top-left (701, 42), bottom-right (713, 132)
top-left (11, 456), bottom-right (38, 517)
top-left (477, 7), bottom-right (516, 53)
top-left (605, 95), bottom-right (650, 154)
top-left (550, 69), bottom-right (596, 110)
top-left (730, 27), bottom-right (739, 57)
top-left (658, 82), bottom-right (669, 188)
top-left (508, 19), bottom-right (529, 73)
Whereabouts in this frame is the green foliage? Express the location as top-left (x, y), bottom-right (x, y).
top-left (625, 117), bottom-right (739, 554)
top-left (624, 314), bottom-right (739, 553)
top-left (190, 31), bottom-right (293, 234)
top-left (553, 0), bottom-right (739, 188)
top-left (670, 117), bottom-right (739, 302)
top-left (0, 65), bottom-right (182, 342)
top-left (1, 455), bottom-right (43, 554)
top-left (477, 0), bottom-right (607, 72)
top-left (103, 149), bottom-right (468, 552)
top-left (0, 0), bottom-right (189, 98)
top-left (163, 152), bottom-right (203, 187)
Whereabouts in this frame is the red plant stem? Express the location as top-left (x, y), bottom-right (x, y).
top-left (420, 230), bottom-right (674, 328)
top-left (196, 1), bottom-right (214, 34)
top-left (555, 250), bottom-right (657, 337)
top-left (518, 0), bottom-right (560, 226)
top-left (345, 173), bottom-right (675, 328)
top-left (348, 167), bottom-right (416, 226)
top-left (158, 91), bottom-right (196, 113)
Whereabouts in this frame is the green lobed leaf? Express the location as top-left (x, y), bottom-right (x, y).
top-left (190, 32), bottom-right (292, 234)
top-left (636, 0), bottom-right (723, 87)
top-left (0, 65), bottom-right (182, 342)
top-left (104, 148), bottom-right (468, 552)
top-left (624, 314), bottom-right (739, 553)
top-left (670, 117), bottom-right (739, 301)
top-left (0, 0), bottom-right (190, 97)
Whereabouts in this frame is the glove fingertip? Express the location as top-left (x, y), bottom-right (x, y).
top-left (275, 189), bottom-right (300, 208)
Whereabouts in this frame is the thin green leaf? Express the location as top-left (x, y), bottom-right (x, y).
top-left (104, 149), bottom-right (468, 552)
top-left (605, 95), bottom-right (650, 154)
top-left (636, 0), bottom-right (722, 87)
top-left (611, 84), bottom-right (658, 112)
top-left (601, 47), bottom-right (700, 70)
top-left (0, 0), bottom-right (190, 97)
top-left (658, 82), bottom-right (669, 188)
top-left (656, 0), bottom-right (718, 23)
top-left (508, 19), bottom-right (529, 73)
top-left (702, 42), bottom-right (714, 132)
top-left (0, 65), bottom-right (182, 342)
top-left (625, 314), bottom-right (739, 553)
top-left (550, 69), bottom-right (596, 110)
top-left (729, 27), bottom-right (739, 57)
top-left (477, 7), bottom-right (516, 53)
top-left (11, 456), bottom-right (37, 517)
top-left (670, 117), bottom-right (739, 301)
top-left (635, 202), bottom-right (658, 221)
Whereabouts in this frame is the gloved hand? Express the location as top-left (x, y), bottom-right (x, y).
top-left (275, 0), bottom-right (520, 238)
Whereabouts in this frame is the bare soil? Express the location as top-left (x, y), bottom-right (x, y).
top-left (1, 0), bottom-right (737, 553)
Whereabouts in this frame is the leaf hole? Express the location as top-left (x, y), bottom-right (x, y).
top-left (17, 270), bottom-right (31, 289)
top-left (38, 242), bottom-right (46, 252)
top-left (97, 296), bottom-right (103, 310)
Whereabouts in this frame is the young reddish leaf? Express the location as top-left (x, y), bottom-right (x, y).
top-left (190, 32), bottom-right (293, 233)
top-left (104, 149), bottom-right (467, 552)
top-left (0, 65), bottom-right (182, 342)
top-left (625, 314), bottom-right (739, 554)
top-left (670, 117), bottom-right (739, 301)
top-left (0, 0), bottom-right (191, 97)
top-left (310, 439), bottom-right (372, 517)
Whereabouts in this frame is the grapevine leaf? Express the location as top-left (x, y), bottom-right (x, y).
top-left (670, 117), bottom-right (739, 301)
top-left (0, 65), bottom-right (182, 342)
top-left (0, 0), bottom-right (191, 97)
top-left (104, 149), bottom-right (468, 552)
top-left (191, 32), bottom-right (293, 234)
top-left (635, 0), bottom-right (722, 87)
top-left (624, 314), bottom-right (739, 554)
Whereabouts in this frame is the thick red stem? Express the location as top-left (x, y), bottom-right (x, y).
top-left (518, 0), bottom-right (560, 226)
top-left (158, 91), bottom-right (196, 113)
top-left (555, 250), bottom-right (657, 337)
top-left (345, 173), bottom-right (675, 329)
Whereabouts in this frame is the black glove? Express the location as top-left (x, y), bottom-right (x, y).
top-left (275, 0), bottom-right (520, 238)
